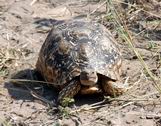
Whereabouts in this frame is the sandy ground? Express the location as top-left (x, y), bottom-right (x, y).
top-left (0, 0), bottom-right (161, 125)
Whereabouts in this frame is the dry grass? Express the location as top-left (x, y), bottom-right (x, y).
top-left (105, 0), bottom-right (161, 93)
top-left (0, 118), bottom-right (12, 126)
top-left (0, 46), bottom-right (33, 78)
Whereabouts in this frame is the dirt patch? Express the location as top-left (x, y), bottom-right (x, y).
top-left (0, 0), bottom-right (161, 125)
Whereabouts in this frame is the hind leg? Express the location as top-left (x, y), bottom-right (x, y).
top-left (58, 80), bottom-right (81, 105)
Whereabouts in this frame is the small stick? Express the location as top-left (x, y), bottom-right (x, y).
top-left (5, 78), bottom-right (57, 85)
top-left (89, 1), bottom-right (107, 15)
top-left (25, 85), bottom-right (56, 107)
top-left (30, 0), bottom-right (38, 6)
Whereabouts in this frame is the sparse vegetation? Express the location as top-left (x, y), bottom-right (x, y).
top-left (106, 0), bottom-right (161, 92)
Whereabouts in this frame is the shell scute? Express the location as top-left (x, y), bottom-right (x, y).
top-left (36, 19), bottom-right (122, 87)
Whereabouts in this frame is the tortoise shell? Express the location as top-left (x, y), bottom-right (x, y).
top-left (36, 19), bottom-right (122, 88)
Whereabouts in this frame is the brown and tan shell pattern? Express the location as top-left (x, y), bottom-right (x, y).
top-left (36, 19), bottom-right (122, 88)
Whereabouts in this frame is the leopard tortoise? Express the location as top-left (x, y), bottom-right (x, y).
top-left (36, 19), bottom-right (126, 105)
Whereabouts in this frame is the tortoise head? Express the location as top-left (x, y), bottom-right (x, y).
top-left (80, 68), bottom-right (98, 86)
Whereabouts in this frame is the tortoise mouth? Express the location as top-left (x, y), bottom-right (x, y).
top-left (79, 69), bottom-right (98, 86)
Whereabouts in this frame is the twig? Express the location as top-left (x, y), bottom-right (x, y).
top-left (70, 104), bottom-right (106, 114)
top-left (25, 85), bottom-right (56, 107)
top-left (121, 101), bottom-right (134, 108)
top-left (105, 97), bottom-right (157, 102)
top-left (30, 0), bottom-right (38, 6)
top-left (5, 78), bottom-right (58, 85)
top-left (89, 1), bottom-right (107, 15)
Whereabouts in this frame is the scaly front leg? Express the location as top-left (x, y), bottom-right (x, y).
top-left (58, 80), bottom-right (81, 105)
top-left (102, 78), bottom-right (127, 97)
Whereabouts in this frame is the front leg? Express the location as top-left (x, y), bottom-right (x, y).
top-left (58, 80), bottom-right (81, 105)
top-left (102, 78), bottom-right (127, 97)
